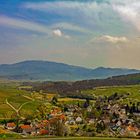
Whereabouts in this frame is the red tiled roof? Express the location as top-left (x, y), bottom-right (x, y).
top-left (20, 125), bottom-right (31, 130)
top-left (59, 114), bottom-right (66, 120)
top-left (127, 125), bottom-right (138, 131)
top-left (7, 122), bottom-right (16, 127)
top-left (40, 129), bottom-right (49, 135)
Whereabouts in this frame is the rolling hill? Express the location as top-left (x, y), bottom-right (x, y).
top-left (0, 60), bottom-right (139, 81)
top-left (23, 72), bottom-right (140, 100)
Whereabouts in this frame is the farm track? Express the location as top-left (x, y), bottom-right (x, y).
top-left (22, 95), bottom-right (34, 101)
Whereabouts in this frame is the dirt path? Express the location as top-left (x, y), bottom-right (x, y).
top-left (5, 98), bottom-right (31, 117)
top-left (22, 95), bottom-right (34, 101)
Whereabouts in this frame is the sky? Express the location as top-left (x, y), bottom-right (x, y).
top-left (0, 0), bottom-right (140, 69)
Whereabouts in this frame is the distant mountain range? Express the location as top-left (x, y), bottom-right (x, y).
top-left (0, 60), bottom-right (139, 81)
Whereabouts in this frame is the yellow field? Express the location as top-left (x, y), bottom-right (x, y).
top-left (58, 98), bottom-right (85, 102)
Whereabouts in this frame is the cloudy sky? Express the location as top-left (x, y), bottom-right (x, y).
top-left (0, 0), bottom-right (140, 69)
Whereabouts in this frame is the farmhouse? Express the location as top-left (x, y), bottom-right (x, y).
top-left (6, 122), bottom-right (16, 130)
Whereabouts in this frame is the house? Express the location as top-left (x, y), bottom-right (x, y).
top-left (39, 129), bottom-right (49, 135)
top-left (126, 125), bottom-right (139, 136)
top-left (119, 109), bottom-right (127, 120)
top-left (65, 120), bottom-right (75, 125)
top-left (58, 114), bottom-right (66, 121)
top-left (37, 120), bottom-right (49, 129)
top-left (87, 105), bottom-right (92, 112)
top-left (102, 117), bottom-right (110, 125)
top-left (88, 119), bottom-right (95, 124)
top-left (76, 117), bottom-right (82, 124)
top-left (20, 125), bottom-right (34, 135)
top-left (6, 122), bottom-right (16, 130)
top-left (51, 108), bottom-right (62, 116)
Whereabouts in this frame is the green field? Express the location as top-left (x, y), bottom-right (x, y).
top-left (83, 85), bottom-right (140, 103)
top-left (0, 82), bottom-right (40, 118)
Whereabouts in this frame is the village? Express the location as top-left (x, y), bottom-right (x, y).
top-left (0, 92), bottom-right (140, 139)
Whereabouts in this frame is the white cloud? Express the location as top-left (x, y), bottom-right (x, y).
top-left (53, 29), bottom-right (62, 37)
top-left (98, 35), bottom-right (128, 44)
top-left (23, 0), bottom-right (140, 33)
top-left (0, 15), bottom-right (51, 34)
top-left (23, 1), bottom-right (100, 13)
top-left (0, 16), bottom-right (71, 39)
top-left (23, 1), bottom-right (112, 24)
top-left (113, 0), bottom-right (140, 31)
top-left (51, 22), bottom-right (91, 34)
top-left (52, 29), bottom-right (71, 39)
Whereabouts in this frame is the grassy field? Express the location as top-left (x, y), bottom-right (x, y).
top-left (58, 97), bottom-right (87, 104)
top-left (83, 85), bottom-right (140, 103)
top-left (0, 82), bottom-right (39, 118)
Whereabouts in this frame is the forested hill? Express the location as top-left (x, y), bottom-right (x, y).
top-left (23, 73), bottom-right (140, 97)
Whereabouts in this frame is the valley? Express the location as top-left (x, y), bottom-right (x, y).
top-left (0, 77), bottom-right (139, 139)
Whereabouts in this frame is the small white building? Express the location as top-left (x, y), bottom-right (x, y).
top-left (76, 117), bottom-right (82, 123)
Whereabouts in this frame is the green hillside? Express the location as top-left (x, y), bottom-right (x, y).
top-left (0, 82), bottom-right (39, 118)
top-left (83, 85), bottom-right (140, 103)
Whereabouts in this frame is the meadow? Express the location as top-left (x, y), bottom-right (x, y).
top-left (83, 85), bottom-right (140, 103)
top-left (0, 82), bottom-right (39, 119)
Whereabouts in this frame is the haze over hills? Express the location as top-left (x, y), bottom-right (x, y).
top-left (30, 73), bottom-right (140, 97)
top-left (0, 60), bottom-right (140, 81)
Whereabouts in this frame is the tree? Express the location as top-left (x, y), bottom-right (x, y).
top-left (50, 118), bottom-right (67, 136)
top-left (96, 120), bottom-right (105, 133)
top-left (35, 104), bottom-right (50, 119)
top-left (51, 96), bottom-right (58, 105)
top-left (125, 104), bottom-right (130, 114)
top-left (83, 99), bottom-right (90, 108)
